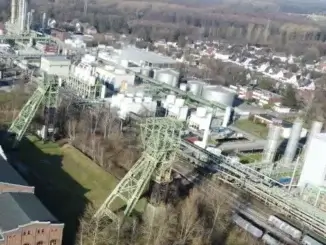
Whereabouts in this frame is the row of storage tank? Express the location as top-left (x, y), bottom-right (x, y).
top-left (141, 67), bottom-right (235, 107)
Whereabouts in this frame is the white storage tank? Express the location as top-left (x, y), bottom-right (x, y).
top-left (157, 72), bottom-right (174, 85)
top-left (202, 85), bottom-right (235, 107)
top-left (188, 80), bottom-right (205, 96)
top-left (180, 83), bottom-right (187, 91)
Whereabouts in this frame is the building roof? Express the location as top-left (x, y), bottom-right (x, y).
top-left (120, 46), bottom-right (177, 65)
top-left (42, 55), bottom-right (70, 62)
top-left (0, 192), bottom-right (57, 232)
top-left (0, 156), bottom-right (28, 186)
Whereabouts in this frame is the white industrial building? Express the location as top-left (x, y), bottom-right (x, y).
top-left (110, 93), bottom-right (156, 120)
top-left (40, 56), bottom-right (71, 77)
top-left (189, 107), bottom-right (213, 131)
top-left (96, 65), bottom-right (135, 92)
top-left (162, 94), bottom-right (189, 121)
top-left (299, 133), bottom-right (326, 187)
top-left (118, 46), bottom-right (177, 68)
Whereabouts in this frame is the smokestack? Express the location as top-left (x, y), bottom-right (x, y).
top-left (11, 0), bottom-right (17, 24)
top-left (19, 0), bottom-right (28, 32)
top-left (42, 12), bottom-right (47, 29)
top-left (262, 124), bottom-right (282, 163)
top-left (283, 118), bottom-right (303, 165)
top-left (26, 12), bottom-right (30, 32)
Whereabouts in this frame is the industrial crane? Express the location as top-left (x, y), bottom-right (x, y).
top-left (8, 73), bottom-right (60, 147)
top-left (94, 117), bottom-right (183, 222)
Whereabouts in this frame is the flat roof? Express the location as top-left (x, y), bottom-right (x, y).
top-left (120, 46), bottom-right (177, 65)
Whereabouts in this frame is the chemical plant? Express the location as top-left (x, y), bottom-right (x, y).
top-left (1, 1), bottom-right (326, 245)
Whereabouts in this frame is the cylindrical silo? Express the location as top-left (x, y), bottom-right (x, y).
top-left (283, 119), bottom-right (303, 165)
top-left (304, 121), bottom-right (323, 161)
top-left (262, 124), bottom-right (282, 163)
top-left (202, 85), bottom-right (235, 107)
top-left (188, 80), bottom-right (205, 96)
top-left (157, 72), bottom-right (174, 85)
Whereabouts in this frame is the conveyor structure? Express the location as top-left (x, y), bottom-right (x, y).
top-left (179, 140), bottom-right (326, 238)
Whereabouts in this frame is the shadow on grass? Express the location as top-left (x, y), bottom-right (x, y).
top-left (3, 136), bottom-right (90, 245)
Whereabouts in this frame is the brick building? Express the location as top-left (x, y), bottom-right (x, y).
top-left (0, 150), bottom-right (64, 245)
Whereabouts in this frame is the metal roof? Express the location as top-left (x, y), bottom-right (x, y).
top-left (0, 192), bottom-right (57, 231)
top-left (0, 156), bottom-right (28, 186)
top-left (120, 46), bottom-right (177, 65)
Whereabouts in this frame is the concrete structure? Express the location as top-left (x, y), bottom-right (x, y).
top-left (282, 119), bottom-right (303, 165)
top-left (262, 124), bottom-right (282, 163)
top-left (40, 56), bottom-right (71, 77)
top-left (299, 133), bottom-right (326, 187)
top-left (118, 46), bottom-right (177, 68)
top-left (189, 108), bottom-right (212, 131)
top-left (222, 106), bottom-right (232, 127)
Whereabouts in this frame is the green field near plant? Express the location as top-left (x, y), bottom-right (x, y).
top-left (17, 136), bottom-right (147, 244)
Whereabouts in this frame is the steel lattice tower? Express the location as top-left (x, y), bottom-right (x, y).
top-left (95, 117), bottom-right (183, 222)
top-left (8, 73), bottom-right (59, 147)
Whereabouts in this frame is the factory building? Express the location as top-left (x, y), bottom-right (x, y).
top-left (162, 95), bottom-right (189, 121)
top-left (189, 107), bottom-right (213, 131)
top-left (0, 148), bottom-right (63, 245)
top-left (299, 132), bottom-right (326, 187)
top-left (110, 93), bottom-right (156, 120)
top-left (35, 42), bottom-right (59, 55)
top-left (40, 56), bottom-right (71, 77)
top-left (96, 65), bottom-right (135, 92)
top-left (118, 46), bottom-right (177, 69)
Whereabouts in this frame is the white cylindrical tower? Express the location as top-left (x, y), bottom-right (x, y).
top-left (283, 119), bottom-right (303, 165)
top-left (42, 12), bottom-right (47, 29)
top-left (222, 106), bottom-right (232, 127)
top-left (11, 0), bottom-right (17, 24)
top-left (19, 0), bottom-right (28, 32)
top-left (262, 124), bottom-right (282, 163)
top-left (304, 121), bottom-right (323, 161)
top-left (26, 11), bottom-right (31, 32)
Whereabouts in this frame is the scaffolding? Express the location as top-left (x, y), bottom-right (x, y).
top-left (95, 117), bottom-right (183, 222)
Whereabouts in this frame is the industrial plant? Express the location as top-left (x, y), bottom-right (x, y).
top-left (0, 1), bottom-right (326, 245)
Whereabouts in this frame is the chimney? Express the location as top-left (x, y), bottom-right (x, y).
top-left (19, 0), bottom-right (28, 32)
top-left (11, 0), bottom-right (17, 24)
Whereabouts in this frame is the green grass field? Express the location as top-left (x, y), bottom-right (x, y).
top-left (239, 153), bottom-right (262, 164)
top-left (16, 136), bottom-right (147, 244)
top-left (234, 119), bottom-right (268, 139)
